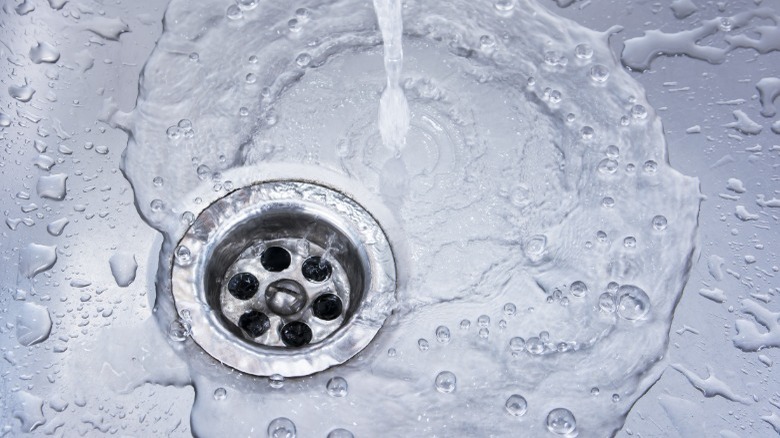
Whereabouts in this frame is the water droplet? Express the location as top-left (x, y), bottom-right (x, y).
top-left (248, 55), bottom-right (258, 64)
top-left (288, 18), bottom-right (301, 32)
top-left (0, 112), bottom-right (11, 127)
top-left (189, 52), bottom-right (199, 62)
top-left (327, 429), bottom-right (354, 438)
top-left (623, 236), bottom-right (636, 248)
top-left (509, 337), bottom-right (525, 353)
top-left (643, 160), bottom-right (658, 173)
top-left (37, 173), bottom-right (68, 200)
top-left (168, 318), bottom-right (191, 342)
top-left (480, 34), bottom-right (496, 48)
top-left (596, 230), bottom-right (608, 242)
top-left (16, 303), bottom-right (52, 346)
top-left (269, 374), bottom-right (285, 389)
top-left (435, 371), bottom-right (456, 393)
top-left (590, 64), bottom-right (610, 83)
top-left (435, 326), bottom-right (451, 343)
top-left (213, 388), bottom-right (227, 400)
top-left (246, 73), bottom-right (257, 84)
top-left (719, 17), bottom-right (733, 32)
top-left (295, 53), bottom-right (311, 67)
top-left (175, 245), bottom-right (192, 266)
top-left (150, 199), bottom-right (164, 212)
top-left (606, 145), bottom-right (620, 158)
top-left (19, 243), bottom-right (57, 279)
top-left (326, 377), bottom-right (348, 397)
top-left (237, 0), bottom-right (258, 11)
top-left (387, 348), bottom-right (396, 357)
top-left (602, 196), bottom-right (615, 207)
top-left (574, 43), bottom-right (593, 59)
top-left (166, 126), bottom-right (181, 140)
top-left (617, 285), bottom-right (651, 321)
top-left (181, 211), bottom-right (195, 225)
top-left (226, 4), bottom-right (243, 20)
top-left (580, 126), bottom-right (595, 140)
top-left (418, 338), bottom-right (429, 351)
top-left (479, 327), bottom-right (490, 338)
top-left (652, 215), bottom-right (668, 231)
top-left (591, 387), bottom-right (600, 396)
top-left (493, 0), bottom-right (515, 12)
top-left (503, 302), bottom-right (516, 316)
top-left (109, 252), bottom-right (137, 287)
top-left (267, 418), bottom-right (296, 438)
top-left (631, 104), bottom-right (647, 119)
top-left (526, 337), bottom-right (544, 354)
top-left (546, 408), bottom-right (577, 435)
top-left (505, 394), bottom-right (528, 416)
top-left (9, 82), bottom-right (35, 102)
top-left (239, 107), bottom-right (249, 117)
top-left (612, 393), bottom-right (621, 402)
top-left (477, 315), bottom-right (490, 327)
top-left (459, 319), bottom-right (471, 330)
top-left (30, 41), bottom-right (60, 64)
top-left (607, 282), bottom-right (619, 293)
top-left (570, 281), bottom-right (588, 297)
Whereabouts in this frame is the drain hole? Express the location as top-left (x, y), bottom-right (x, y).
top-left (261, 246), bottom-right (291, 272)
top-left (238, 310), bottom-right (271, 338)
top-left (280, 321), bottom-right (313, 347)
top-left (228, 272), bottom-right (260, 300)
top-left (312, 294), bottom-right (343, 321)
top-left (302, 256), bottom-right (332, 282)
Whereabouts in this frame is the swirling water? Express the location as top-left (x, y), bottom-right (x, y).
top-left (104, 0), bottom-right (700, 436)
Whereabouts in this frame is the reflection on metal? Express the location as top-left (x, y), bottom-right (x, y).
top-left (171, 181), bottom-right (396, 377)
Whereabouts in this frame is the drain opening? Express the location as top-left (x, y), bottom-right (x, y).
top-left (170, 181), bottom-right (396, 377)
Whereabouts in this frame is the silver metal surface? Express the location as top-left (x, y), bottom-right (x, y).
top-left (170, 180), bottom-right (397, 377)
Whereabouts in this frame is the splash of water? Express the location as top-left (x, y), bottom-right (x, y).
top-left (372, 0), bottom-right (410, 153)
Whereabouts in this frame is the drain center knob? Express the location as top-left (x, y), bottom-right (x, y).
top-left (265, 279), bottom-right (307, 316)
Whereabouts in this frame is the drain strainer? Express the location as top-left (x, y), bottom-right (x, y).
top-left (170, 181), bottom-right (396, 377)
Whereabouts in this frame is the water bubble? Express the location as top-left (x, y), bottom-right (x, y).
top-left (493, 0), bottom-right (515, 12)
top-left (544, 50), bottom-right (566, 66)
top-left (591, 387), bottom-right (600, 396)
top-left (246, 73), bottom-right (257, 84)
top-left (631, 104), bottom-right (648, 119)
top-left (643, 160), bottom-right (658, 173)
top-left (181, 211), bottom-right (195, 225)
top-left (269, 374), bottom-right (285, 389)
top-left (295, 53), bottom-right (312, 67)
top-left (213, 387), bottom-right (227, 400)
top-left (267, 418), bottom-right (296, 438)
top-left (326, 377), bottom-right (348, 397)
top-left (526, 76), bottom-right (536, 87)
top-left (599, 158), bottom-right (616, 174)
top-left (570, 281), bottom-right (588, 297)
top-left (526, 337), bottom-right (544, 354)
top-left (295, 7), bottom-right (310, 18)
top-left (612, 393), bottom-right (621, 403)
top-left (509, 337), bottom-right (525, 353)
top-left (574, 43), bottom-right (593, 59)
top-left (435, 371), bottom-right (457, 393)
top-left (435, 326), bottom-right (451, 343)
top-left (248, 55), bottom-right (258, 64)
top-left (524, 235), bottom-right (546, 258)
top-left (418, 338), bottom-right (430, 351)
top-left (505, 394), bottom-right (528, 416)
top-left (617, 285), bottom-right (651, 321)
top-left (226, 4), bottom-right (243, 20)
top-left (153, 176), bottom-right (164, 187)
top-left (549, 89), bottom-right (562, 104)
top-left (539, 331), bottom-right (550, 342)
top-left (606, 145), bottom-right (620, 158)
top-left (166, 126), bottom-right (181, 140)
top-left (387, 348), bottom-right (396, 357)
top-left (498, 319), bottom-right (507, 329)
top-left (168, 318), bottom-right (191, 342)
top-left (599, 293), bottom-right (616, 313)
top-left (239, 107), bottom-right (249, 117)
top-left (590, 64), bottom-right (610, 83)
top-left (459, 319), bottom-right (471, 330)
top-left (620, 116), bottom-right (630, 127)
top-left (566, 113), bottom-right (576, 123)
top-left (479, 327), bottom-right (490, 338)
top-left (596, 230), bottom-right (607, 242)
top-left (189, 52), bottom-right (199, 62)
top-left (652, 215), bottom-right (668, 231)
top-left (480, 34), bottom-right (496, 48)
top-left (560, 297), bottom-right (570, 307)
top-left (150, 199), bottom-right (164, 212)
top-left (327, 429), bottom-right (354, 438)
top-left (623, 236), bottom-right (636, 248)
top-left (478, 315), bottom-right (490, 327)
top-left (237, 0), bottom-right (258, 11)
top-left (602, 197), bottom-right (615, 208)
top-left (288, 19), bottom-right (301, 32)
top-left (503, 303), bottom-right (516, 316)
top-left (547, 408), bottom-right (577, 435)
top-left (197, 165), bottom-right (211, 180)
top-left (579, 126), bottom-right (596, 141)
top-left (174, 245), bottom-right (192, 266)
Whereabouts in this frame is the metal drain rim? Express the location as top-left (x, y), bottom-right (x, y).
top-left (170, 180), bottom-right (397, 377)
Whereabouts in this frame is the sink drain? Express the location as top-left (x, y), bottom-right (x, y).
top-left (170, 181), bottom-right (396, 377)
